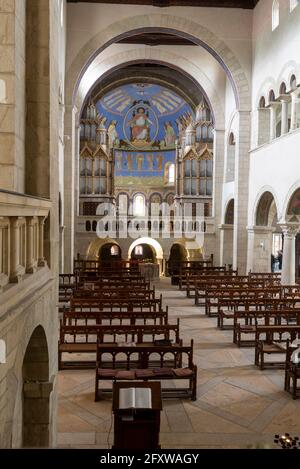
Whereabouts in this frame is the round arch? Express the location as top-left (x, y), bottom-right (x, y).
top-left (76, 51), bottom-right (224, 127)
top-left (128, 237), bottom-right (163, 260)
top-left (224, 198), bottom-right (235, 225)
top-left (255, 191), bottom-right (279, 227)
top-left (66, 15), bottom-right (251, 110)
top-left (22, 326), bottom-right (50, 448)
top-left (282, 181), bottom-right (300, 221)
top-left (86, 237), bottom-right (121, 260)
top-left (75, 53), bottom-right (224, 125)
top-left (252, 186), bottom-right (280, 226)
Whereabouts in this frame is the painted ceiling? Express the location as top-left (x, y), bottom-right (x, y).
top-left (96, 83), bottom-right (195, 151)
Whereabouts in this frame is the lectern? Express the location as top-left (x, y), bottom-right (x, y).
top-left (112, 381), bottom-right (162, 450)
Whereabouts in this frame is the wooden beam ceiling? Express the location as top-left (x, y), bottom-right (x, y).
top-left (117, 32), bottom-right (197, 46)
top-left (67, 0), bottom-right (259, 9)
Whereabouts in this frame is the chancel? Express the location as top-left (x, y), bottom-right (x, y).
top-left (1, 0), bottom-right (300, 452)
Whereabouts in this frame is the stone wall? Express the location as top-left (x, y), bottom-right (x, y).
top-left (0, 0), bottom-right (62, 448)
top-left (0, 0), bottom-right (26, 192)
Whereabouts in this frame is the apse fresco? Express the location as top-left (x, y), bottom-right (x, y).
top-left (97, 83), bottom-right (194, 151)
top-left (96, 83), bottom-right (194, 187)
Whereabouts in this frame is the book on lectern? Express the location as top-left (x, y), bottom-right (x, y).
top-left (119, 387), bottom-right (152, 409)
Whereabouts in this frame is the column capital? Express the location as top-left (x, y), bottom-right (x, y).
top-left (279, 223), bottom-right (300, 238)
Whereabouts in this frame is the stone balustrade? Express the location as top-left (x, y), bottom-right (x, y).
top-left (0, 190), bottom-right (51, 290)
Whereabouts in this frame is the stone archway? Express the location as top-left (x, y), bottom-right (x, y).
top-left (76, 52), bottom-right (224, 128)
top-left (99, 242), bottom-right (122, 269)
top-left (128, 237), bottom-right (163, 275)
top-left (86, 237), bottom-right (121, 260)
top-left (247, 191), bottom-right (280, 273)
top-left (128, 237), bottom-right (163, 260)
top-left (167, 243), bottom-right (188, 284)
top-left (66, 15), bottom-right (251, 111)
top-left (22, 326), bottom-right (51, 448)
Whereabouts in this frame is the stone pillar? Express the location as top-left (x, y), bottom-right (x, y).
top-left (59, 225), bottom-right (65, 274)
top-left (290, 92), bottom-right (300, 131)
top-left (63, 105), bottom-right (78, 273)
top-left (219, 224), bottom-right (233, 267)
top-left (280, 100), bottom-right (288, 135)
top-left (281, 225), bottom-right (299, 285)
top-left (0, 218), bottom-right (10, 289)
top-left (269, 104), bottom-right (277, 141)
top-left (26, 217), bottom-right (37, 273)
top-left (232, 111), bottom-right (251, 274)
top-left (37, 217), bottom-right (47, 267)
top-left (0, 0), bottom-right (26, 192)
top-left (257, 108), bottom-right (270, 146)
top-left (213, 129), bottom-right (225, 266)
top-left (246, 226), bottom-right (274, 273)
top-left (10, 217), bottom-right (25, 283)
top-left (23, 380), bottom-right (54, 448)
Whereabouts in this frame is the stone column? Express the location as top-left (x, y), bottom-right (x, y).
top-left (37, 217), bottom-right (47, 267)
top-left (0, 0), bottom-right (26, 192)
top-left (290, 91), bottom-right (300, 131)
top-left (269, 104), bottom-right (277, 141)
top-left (23, 380), bottom-right (54, 448)
top-left (10, 217), bottom-right (24, 283)
top-left (213, 129), bottom-right (225, 266)
top-left (246, 226), bottom-right (274, 273)
top-left (280, 100), bottom-right (288, 135)
top-left (281, 225), bottom-right (299, 285)
top-left (257, 108), bottom-right (270, 146)
top-left (0, 219), bottom-right (10, 289)
top-left (26, 217), bottom-right (37, 273)
top-left (232, 111), bottom-right (251, 274)
top-left (63, 105), bottom-right (78, 273)
top-left (59, 225), bottom-right (65, 274)
top-left (219, 224), bottom-right (234, 267)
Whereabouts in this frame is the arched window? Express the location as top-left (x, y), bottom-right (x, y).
top-left (111, 245), bottom-right (119, 256)
top-left (269, 89), bottom-right (275, 103)
top-left (279, 82), bottom-right (287, 95)
top-left (272, 0), bottom-right (279, 31)
top-left (133, 194), bottom-right (145, 217)
top-left (290, 74), bottom-right (297, 91)
top-left (134, 245), bottom-right (143, 256)
top-left (259, 96), bottom-right (266, 108)
top-left (164, 163), bottom-right (175, 185)
top-left (229, 132), bottom-right (236, 146)
top-left (227, 133), bottom-right (235, 183)
top-left (290, 0), bottom-right (298, 11)
top-left (168, 164), bottom-right (175, 184)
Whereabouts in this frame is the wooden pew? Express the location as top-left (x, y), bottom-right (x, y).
top-left (73, 288), bottom-right (156, 300)
top-left (58, 320), bottom-right (181, 369)
top-left (254, 325), bottom-right (300, 369)
top-left (284, 340), bottom-right (300, 399)
top-left (206, 287), bottom-right (282, 317)
top-left (62, 309), bottom-right (169, 327)
top-left (233, 308), bottom-right (300, 347)
top-left (70, 296), bottom-right (163, 315)
top-left (94, 339), bottom-right (197, 401)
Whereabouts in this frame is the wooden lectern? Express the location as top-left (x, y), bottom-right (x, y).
top-left (112, 381), bottom-right (162, 450)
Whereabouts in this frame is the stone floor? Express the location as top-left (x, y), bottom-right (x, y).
top-left (57, 277), bottom-right (300, 449)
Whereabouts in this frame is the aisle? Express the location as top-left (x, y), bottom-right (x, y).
top-left (57, 277), bottom-right (300, 449)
